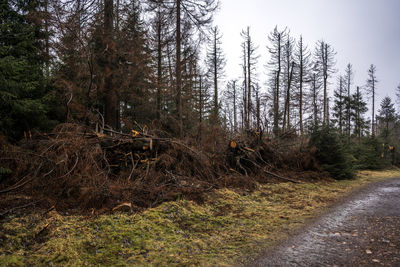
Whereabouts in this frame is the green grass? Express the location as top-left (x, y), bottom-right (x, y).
top-left (1, 169), bottom-right (399, 266)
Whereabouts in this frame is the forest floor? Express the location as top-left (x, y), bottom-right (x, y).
top-left (1, 169), bottom-right (399, 266)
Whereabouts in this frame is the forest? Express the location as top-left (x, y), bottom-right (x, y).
top-left (1, 0), bottom-right (400, 212)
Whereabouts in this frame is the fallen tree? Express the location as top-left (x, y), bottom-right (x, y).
top-left (0, 123), bottom-right (323, 213)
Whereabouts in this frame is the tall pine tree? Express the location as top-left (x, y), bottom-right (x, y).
top-left (0, 0), bottom-right (56, 140)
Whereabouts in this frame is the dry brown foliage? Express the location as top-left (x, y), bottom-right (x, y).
top-left (0, 124), bottom-right (323, 213)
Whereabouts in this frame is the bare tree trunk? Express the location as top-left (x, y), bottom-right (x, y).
top-left (104, 0), bottom-right (117, 129)
top-left (44, 0), bottom-right (50, 78)
top-left (313, 74), bottom-right (318, 125)
top-left (247, 27), bottom-right (251, 129)
top-left (256, 89), bottom-right (260, 131)
top-left (176, 0), bottom-right (182, 136)
top-left (198, 75), bottom-right (203, 139)
top-left (347, 73), bottom-right (351, 138)
top-left (299, 47), bottom-right (304, 135)
top-left (243, 44), bottom-right (248, 129)
top-left (233, 81), bottom-right (237, 132)
top-left (273, 34), bottom-right (282, 136)
top-left (156, 11), bottom-right (162, 119)
top-left (166, 42), bottom-right (174, 89)
top-left (213, 32), bottom-right (218, 122)
top-left (372, 79), bottom-right (375, 136)
top-left (323, 44), bottom-right (328, 124)
top-left (357, 86), bottom-right (361, 141)
top-left (339, 78), bottom-right (343, 134)
top-left (287, 62), bottom-right (294, 130)
top-left (115, 0), bottom-right (120, 30)
top-left (283, 61), bottom-right (294, 132)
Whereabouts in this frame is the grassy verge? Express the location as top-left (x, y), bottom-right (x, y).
top-left (1, 169), bottom-right (400, 266)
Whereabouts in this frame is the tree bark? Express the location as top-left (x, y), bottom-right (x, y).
top-left (213, 30), bottom-right (218, 122)
top-left (104, 0), bottom-right (117, 129)
top-left (156, 11), bottom-right (162, 119)
top-left (176, 0), bottom-right (182, 136)
top-left (233, 81), bottom-right (237, 132)
top-left (247, 27), bottom-right (251, 129)
top-left (313, 74), bottom-right (318, 125)
top-left (323, 44), bottom-right (328, 124)
top-left (372, 77), bottom-right (375, 136)
top-left (299, 37), bottom-right (304, 135)
top-left (273, 34), bottom-right (281, 136)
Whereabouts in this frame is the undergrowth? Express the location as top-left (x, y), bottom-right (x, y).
top-left (1, 169), bottom-right (399, 266)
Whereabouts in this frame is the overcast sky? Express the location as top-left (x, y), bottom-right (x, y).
top-left (213, 0), bottom-right (400, 115)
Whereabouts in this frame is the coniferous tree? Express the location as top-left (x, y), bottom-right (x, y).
top-left (206, 26), bottom-right (226, 124)
top-left (52, 0), bottom-right (93, 122)
top-left (313, 40), bottom-right (336, 124)
top-left (267, 26), bottom-right (286, 136)
top-left (282, 33), bottom-right (295, 132)
top-left (332, 76), bottom-right (346, 134)
top-left (240, 27), bottom-right (259, 130)
top-left (395, 83), bottom-right (400, 111)
top-left (377, 96), bottom-right (396, 140)
top-left (350, 86), bottom-right (368, 140)
top-left (147, 0), bottom-right (218, 135)
top-left (343, 63), bottom-right (353, 138)
top-left (193, 68), bottom-right (212, 138)
top-left (309, 71), bottom-right (323, 127)
top-left (310, 125), bottom-right (355, 180)
top-left (102, 0), bottom-right (117, 129)
top-left (366, 64), bottom-right (378, 135)
top-left (118, 0), bottom-right (154, 127)
top-left (224, 80), bottom-right (238, 132)
top-left (0, 0), bottom-right (56, 140)
top-left (294, 35), bottom-right (311, 135)
top-left (254, 83), bottom-right (262, 131)
top-left (148, 0), bottom-right (173, 119)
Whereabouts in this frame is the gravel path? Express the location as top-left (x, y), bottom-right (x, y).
top-left (251, 178), bottom-right (400, 267)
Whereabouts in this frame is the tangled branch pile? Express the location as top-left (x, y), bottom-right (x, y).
top-left (0, 124), bottom-right (323, 213)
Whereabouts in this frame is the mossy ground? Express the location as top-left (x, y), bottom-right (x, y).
top-left (1, 169), bottom-right (400, 266)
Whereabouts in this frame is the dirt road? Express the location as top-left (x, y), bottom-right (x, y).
top-left (251, 178), bottom-right (400, 266)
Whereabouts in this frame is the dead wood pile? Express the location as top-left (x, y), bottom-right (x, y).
top-left (0, 124), bottom-right (321, 212)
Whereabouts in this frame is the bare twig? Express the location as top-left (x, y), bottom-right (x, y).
top-left (0, 163), bottom-right (44, 194)
top-left (0, 200), bottom-right (41, 218)
top-left (58, 153), bottom-right (79, 179)
top-left (262, 169), bottom-right (300, 184)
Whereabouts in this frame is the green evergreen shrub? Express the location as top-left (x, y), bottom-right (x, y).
top-left (309, 125), bottom-right (356, 180)
top-left (352, 137), bottom-right (391, 170)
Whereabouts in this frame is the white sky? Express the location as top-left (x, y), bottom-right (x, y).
top-left (213, 0), bottom-right (400, 115)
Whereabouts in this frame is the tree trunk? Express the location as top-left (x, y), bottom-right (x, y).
top-left (372, 78), bottom-right (375, 136)
top-left (214, 31), bottom-right (218, 122)
top-left (44, 0), bottom-right (50, 78)
top-left (104, 0), bottom-right (117, 129)
top-left (176, 0), bottom-right (182, 136)
top-left (299, 38), bottom-right (304, 135)
top-left (247, 28), bottom-right (251, 129)
top-left (323, 44), bottom-right (328, 124)
top-left (347, 73), bottom-right (351, 139)
top-left (283, 61), bottom-right (294, 132)
top-left (156, 12), bottom-right (162, 119)
top-left (243, 44), bottom-right (248, 129)
top-left (256, 89), bottom-right (260, 131)
top-left (198, 75), bottom-right (203, 139)
top-left (313, 74), bottom-right (318, 125)
top-left (273, 34), bottom-right (281, 136)
top-left (233, 81), bottom-right (237, 132)
top-left (339, 78), bottom-right (343, 134)
top-left (357, 86), bottom-right (361, 141)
